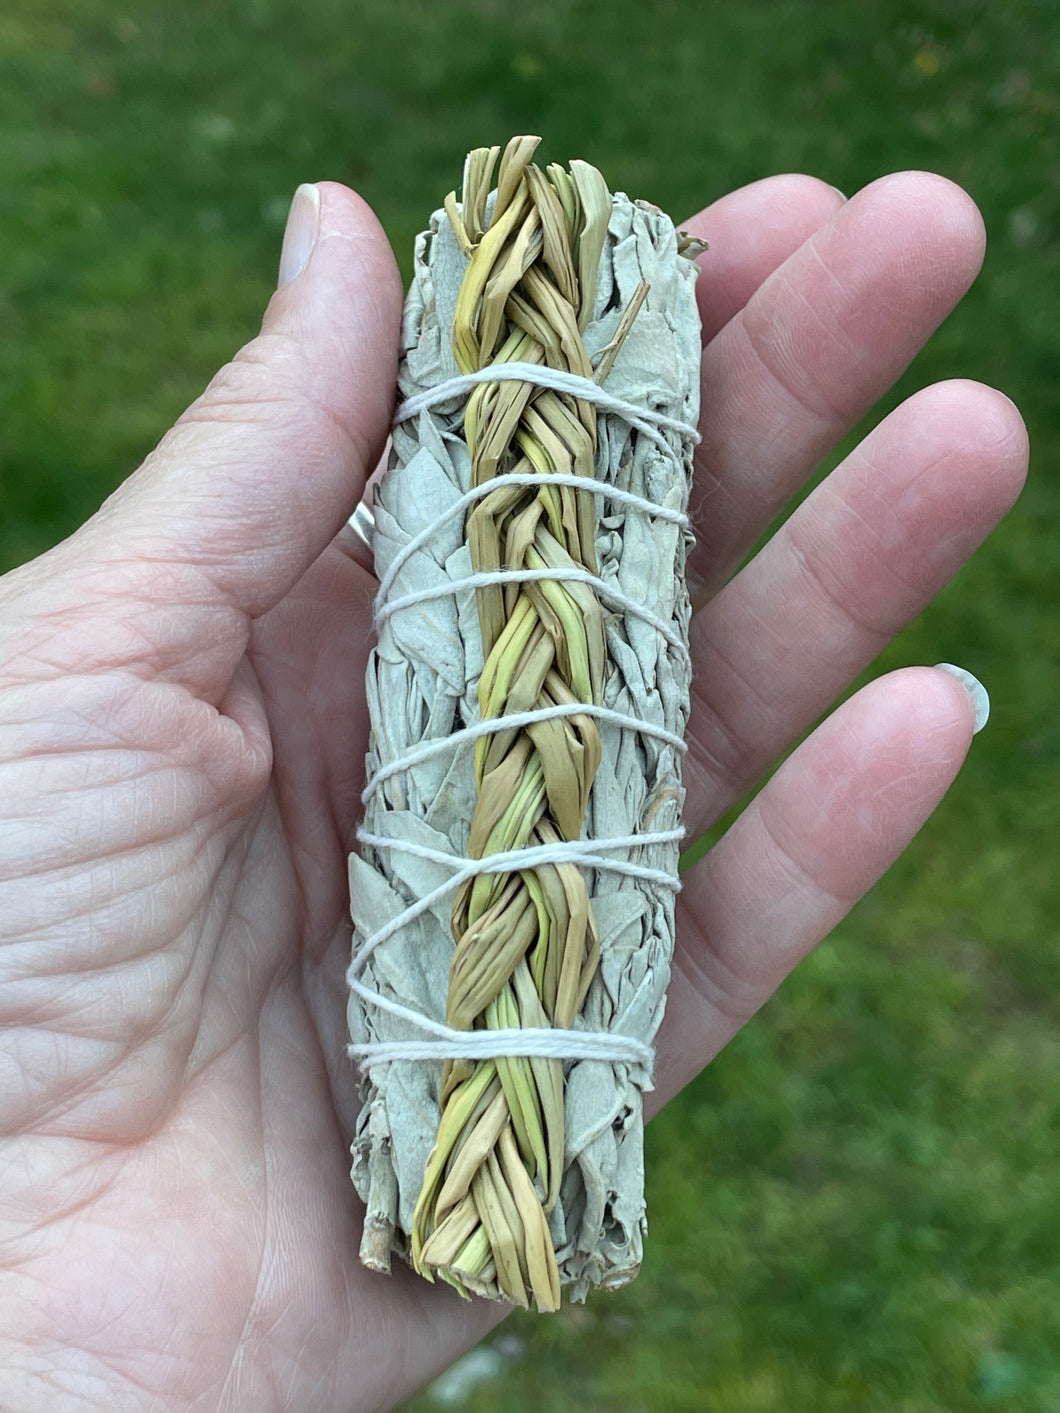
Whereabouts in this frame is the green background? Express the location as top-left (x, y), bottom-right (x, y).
top-left (2, 1), bottom-right (1057, 1408)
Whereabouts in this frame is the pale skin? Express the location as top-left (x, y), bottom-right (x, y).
top-left (0, 172), bottom-right (1028, 1411)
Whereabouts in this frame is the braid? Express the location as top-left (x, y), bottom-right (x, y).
top-left (410, 137), bottom-right (624, 1310)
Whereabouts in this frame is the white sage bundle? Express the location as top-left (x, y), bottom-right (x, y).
top-left (348, 137), bottom-right (702, 1308)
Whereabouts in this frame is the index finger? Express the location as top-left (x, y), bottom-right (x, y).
top-left (678, 172), bottom-right (846, 344)
top-left (686, 171), bottom-right (986, 600)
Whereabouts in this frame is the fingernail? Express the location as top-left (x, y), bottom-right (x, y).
top-left (278, 183), bottom-right (320, 288)
top-left (934, 663), bottom-right (990, 733)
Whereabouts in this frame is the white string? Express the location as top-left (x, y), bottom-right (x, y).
top-left (347, 827), bottom-right (683, 1071)
top-left (392, 361), bottom-right (702, 462)
top-left (352, 359), bottom-right (696, 1072)
top-left (374, 469), bottom-right (690, 616)
top-left (362, 701), bottom-right (686, 804)
top-left (374, 565), bottom-right (689, 659)
top-left (350, 826), bottom-right (684, 976)
top-left (347, 1023), bottom-right (653, 1068)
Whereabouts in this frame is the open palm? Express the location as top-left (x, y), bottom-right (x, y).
top-left (0, 174), bottom-right (1026, 1412)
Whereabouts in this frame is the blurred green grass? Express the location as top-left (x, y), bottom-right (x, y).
top-left (2, 0), bottom-right (1058, 1408)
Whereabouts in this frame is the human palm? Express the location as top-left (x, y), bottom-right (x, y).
top-left (0, 175), bottom-right (1026, 1412)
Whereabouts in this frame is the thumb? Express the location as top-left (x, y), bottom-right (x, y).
top-left (5, 181), bottom-right (403, 692)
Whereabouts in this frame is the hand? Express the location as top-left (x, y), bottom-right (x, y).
top-left (0, 174), bottom-right (1027, 1412)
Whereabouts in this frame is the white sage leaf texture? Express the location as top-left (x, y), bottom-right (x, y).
top-left (349, 188), bottom-right (701, 1300)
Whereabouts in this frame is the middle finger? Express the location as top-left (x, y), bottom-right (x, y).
top-left (681, 377), bottom-right (1028, 839)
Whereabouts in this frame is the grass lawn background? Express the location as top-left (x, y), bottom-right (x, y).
top-left (2, 1), bottom-right (1057, 1408)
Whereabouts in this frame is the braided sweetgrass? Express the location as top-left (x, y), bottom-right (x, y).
top-left (407, 138), bottom-right (646, 1309)
top-left (349, 136), bottom-right (702, 1308)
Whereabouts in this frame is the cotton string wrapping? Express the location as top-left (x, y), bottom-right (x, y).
top-left (392, 360), bottom-right (702, 449)
top-left (348, 828), bottom-right (684, 1068)
top-left (372, 470), bottom-right (691, 612)
top-left (347, 360), bottom-right (699, 1074)
top-left (361, 701), bottom-right (687, 806)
